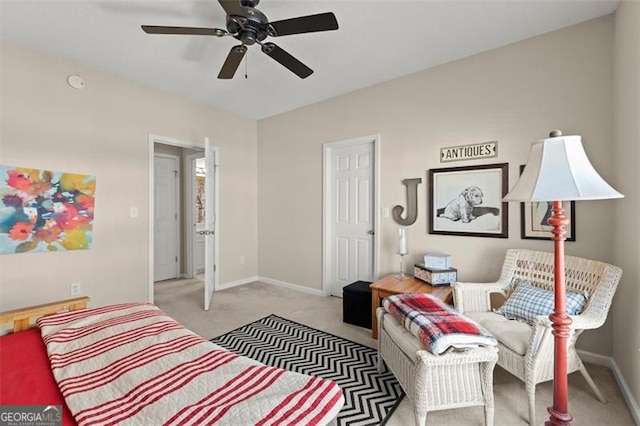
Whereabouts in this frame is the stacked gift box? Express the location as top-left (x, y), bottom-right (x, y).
top-left (414, 252), bottom-right (457, 286)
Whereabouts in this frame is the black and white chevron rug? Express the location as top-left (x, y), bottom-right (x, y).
top-left (210, 314), bottom-right (404, 426)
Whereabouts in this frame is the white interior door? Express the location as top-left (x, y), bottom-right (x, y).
top-left (329, 141), bottom-right (375, 297)
top-left (154, 154), bottom-right (179, 282)
top-left (203, 138), bottom-right (217, 310)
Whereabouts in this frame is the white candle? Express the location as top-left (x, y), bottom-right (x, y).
top-left (397, 228), bottom-right (408, 255)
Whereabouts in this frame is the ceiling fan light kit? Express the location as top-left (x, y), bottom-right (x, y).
top-left (142, 0), bottom-right (338, 80)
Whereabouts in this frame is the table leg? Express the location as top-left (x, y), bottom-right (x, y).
top-left (371, 289), bottom-right (379, 339)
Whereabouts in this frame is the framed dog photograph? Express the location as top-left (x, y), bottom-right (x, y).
top-left (428, 163), bottom-right (509, 238)
top-left (519, 166), bottom-right (576, 241)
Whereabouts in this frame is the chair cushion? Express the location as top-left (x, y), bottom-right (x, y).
top-left (495, 279), bottom-right (586, 325)
top-left (466, 312), bottom-right (532, 356)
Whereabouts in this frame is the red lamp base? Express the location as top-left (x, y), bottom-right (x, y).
top-left (545, 200), bottom-right (573, 426)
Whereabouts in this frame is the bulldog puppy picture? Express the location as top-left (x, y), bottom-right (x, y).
top-left (439, 186), bottom-right (484, 223)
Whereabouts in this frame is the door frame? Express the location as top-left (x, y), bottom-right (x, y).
top-left (148, 134), bottom-right (220, 303)
top-left (322, 134), bottom-right (380, 296)
top-left (153, 152), bottom-right (181, 282)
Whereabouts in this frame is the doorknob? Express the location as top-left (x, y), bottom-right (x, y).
top-left (368, 230), bottom-right (375, 235)
top-left (197, 230), bottom-right (215, 235)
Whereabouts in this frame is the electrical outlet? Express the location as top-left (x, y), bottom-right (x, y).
top-left (240, 256), bottom-right (246, 264)
top-left (70, 282), bottom-right (82, 296)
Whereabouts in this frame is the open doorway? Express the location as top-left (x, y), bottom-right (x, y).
top-left (149, 135), bottom-right (219, 310)
top-left (184, 154), bottom-right (207, 279)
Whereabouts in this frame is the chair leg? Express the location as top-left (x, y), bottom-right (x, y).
top-left (414, 406), bottom-right (427, 426)
top-left (484, 406), bottom-right (494, 426)
top-left (579, 363), bottom-right (607, 403)
top-left (526, 383), bottom-right (536, 426)
top-left (377, 353), bottom-right (385, 374)
top-left (481, 361), bottom-right (495, 426)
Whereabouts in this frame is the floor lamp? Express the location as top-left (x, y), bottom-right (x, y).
top-left (503, 130), bottom-right (623, 426)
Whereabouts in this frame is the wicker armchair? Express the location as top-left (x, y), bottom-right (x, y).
top-left (452, 249), bottom-right (622, 425)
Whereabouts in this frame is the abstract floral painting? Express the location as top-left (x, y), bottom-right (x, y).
top-left (0, 165), bottom-right (96, 254)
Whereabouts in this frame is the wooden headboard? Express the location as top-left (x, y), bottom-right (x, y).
top-left (0, 297), bottom-right (90, 333)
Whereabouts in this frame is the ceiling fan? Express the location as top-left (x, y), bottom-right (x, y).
top-left (142, 0), bottom-right (338, 79)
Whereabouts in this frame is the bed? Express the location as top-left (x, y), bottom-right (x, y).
top-left (0, 297), bottom-right (344, 425)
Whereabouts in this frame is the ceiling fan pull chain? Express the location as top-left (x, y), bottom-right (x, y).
top-left (245, 52), bottom-right (248, 79)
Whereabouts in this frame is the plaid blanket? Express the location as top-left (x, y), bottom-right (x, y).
top-left (383, 294), bottom-right (496, 355)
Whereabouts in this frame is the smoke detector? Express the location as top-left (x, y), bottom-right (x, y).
top-left (66, 74), bottom-right (85, 90)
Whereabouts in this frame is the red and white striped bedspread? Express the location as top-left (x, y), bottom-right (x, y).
top-left (36, 303), bottom-right (344, 425)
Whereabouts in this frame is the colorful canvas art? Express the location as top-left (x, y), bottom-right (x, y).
top-left (0, 165), bottom-right (96, 254)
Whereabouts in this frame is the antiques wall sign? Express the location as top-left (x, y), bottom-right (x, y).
top-left (440, 141), bottom-right (498, 163)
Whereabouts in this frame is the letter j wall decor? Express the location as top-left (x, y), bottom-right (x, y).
top-left (0, 165), bottom-right (96, 254)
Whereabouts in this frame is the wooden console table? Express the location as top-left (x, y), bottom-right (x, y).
top-left (370, 275), bottom-right (453, 339)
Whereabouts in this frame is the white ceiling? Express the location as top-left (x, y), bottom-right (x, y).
top-left (1, 1), bottom-right (618, 119)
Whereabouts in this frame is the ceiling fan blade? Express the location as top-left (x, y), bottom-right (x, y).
top-left (218, 45), bottom-right (247, 79)
top-left (141, 25), bottom-right (226, 36)
top-left (261, 42), bottom-right (312, 79)
top-left (218, 0), bottom-right (246, 16)
top-left (268, 12), bottom-right (338, 37)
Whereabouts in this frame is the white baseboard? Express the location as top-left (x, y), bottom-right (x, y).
top-left (216, 276), bottom-right (328, 298)
top-left (257, 276), bottom-right (327, 297)
top-left (611, 358), bottom-right (640, 425)
top-left (576, 349), bottom-right (612, 367)
top-left (577, 349), bottom-right (640, 424)
top-left (217, 276), bottom-right (258, 291)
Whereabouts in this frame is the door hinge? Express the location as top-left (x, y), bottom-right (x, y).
top-left (175, 256), bottom-right (178, 262)
top-left (175, 213), bottom-right (177, 220)
top-left (214, 264), bottom-right (216, 272)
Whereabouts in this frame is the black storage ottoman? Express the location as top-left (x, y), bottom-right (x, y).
top-left (343, 281), bottom-right (372, 329)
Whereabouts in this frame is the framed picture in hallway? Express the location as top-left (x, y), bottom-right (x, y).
top-left (428, 163), bottom-right (508, 238)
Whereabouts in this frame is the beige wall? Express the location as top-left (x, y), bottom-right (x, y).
top-left (613, 2), bottom-right (640, 411)
top-left (258, 16), bottom-right (618, 354)
top-left (0, 43), bottom-right (258, 310)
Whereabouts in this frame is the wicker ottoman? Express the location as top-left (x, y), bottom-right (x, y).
top-left (376, 308), bottom-right (498, 426)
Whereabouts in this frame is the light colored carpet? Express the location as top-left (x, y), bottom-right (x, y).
top-left (154, 278), bottom-right (635, 426)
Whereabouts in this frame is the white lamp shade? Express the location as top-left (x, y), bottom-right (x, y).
top-left (504, 135), bottom-right (623, 202)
